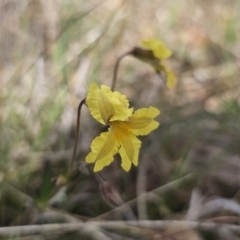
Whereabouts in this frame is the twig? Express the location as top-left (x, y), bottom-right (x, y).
top-left (34, 207), bottom-right (83, 224)
top-left (111, 51), bottom-right (132, 91)
top-left (0, 220), bottom-right (240, 237)
top-left (69, 97), bottom-right (86, 176)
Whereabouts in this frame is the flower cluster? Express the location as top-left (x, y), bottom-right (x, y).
top-left (85, 83), bottom-right (160, 172)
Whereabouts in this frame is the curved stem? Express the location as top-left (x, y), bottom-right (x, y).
top-left (68, 97), bottom-right (86, 176)
top-left (111, 51), bottom-right (132, 91)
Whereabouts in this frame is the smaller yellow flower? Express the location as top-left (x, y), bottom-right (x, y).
top-left (131, 38), bottom-right (176, 89)
top-left (142, 38), bottom-right (171, 59)
top-left (86, 83), bottom-right (160, 172)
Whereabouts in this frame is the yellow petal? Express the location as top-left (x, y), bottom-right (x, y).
top-left (125, 107), bottom-right (160, 136)
top-left (86, 130), bottom-right (119, 172)
top-left (86, 83), bottom-right (133, 124)
top-left (86, 83), bottom-right (114, 124)
top-left (142, 38), bottom-right (171, 59)
top-left (160, 64), bottom-right (176, 89)
top-left (101, 85), bottom-right (133, 122)
top-left (112, 91), bottom-right (130, 108)
top-left (119, 133), bottom-right (141, 171)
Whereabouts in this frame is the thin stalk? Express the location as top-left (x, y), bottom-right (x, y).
top-left (111, 51), bottom-right (132, 91)
top-left (69, 97), bottom-right (86, 176)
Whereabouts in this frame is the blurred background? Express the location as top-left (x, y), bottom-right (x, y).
top-left (1, 0), bottom-right (240, 239)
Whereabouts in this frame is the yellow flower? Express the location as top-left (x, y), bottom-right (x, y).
top-left (85, 83), bottom-right (160, 172)
top-left (131, 38), bottom-right (176, 89)
top-left (142, 38), bottom-right (176, 89)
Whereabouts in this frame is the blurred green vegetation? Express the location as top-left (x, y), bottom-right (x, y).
top-left (1, 0), bottom-right (240, 239)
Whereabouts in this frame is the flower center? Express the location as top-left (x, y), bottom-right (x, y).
top-left (110, 121), bottom-right (129, 142)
